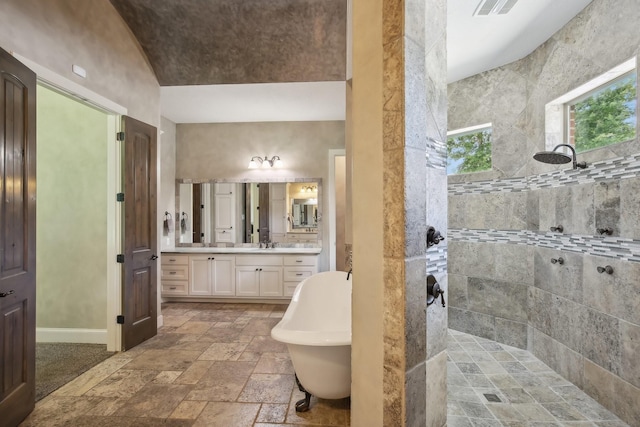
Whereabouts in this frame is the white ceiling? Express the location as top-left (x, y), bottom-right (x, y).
top-left (161, 0), bottom-right (593, 124)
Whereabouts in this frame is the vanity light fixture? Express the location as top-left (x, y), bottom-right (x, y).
top-left (248, 155), bottom-right (283, 169)
top-left (302, 185), bottom-right (317, 193)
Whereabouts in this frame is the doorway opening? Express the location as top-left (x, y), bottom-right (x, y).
top-left (34, 83), bottom-right (118, 400)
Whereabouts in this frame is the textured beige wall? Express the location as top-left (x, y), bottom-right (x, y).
top-left (160, 117), bottom-right (177, 251)
top-left (36, 85), bottom-right (108, 330)
top-left (0, 0), bottom-right (160, 127)
top-left (176, 121), bottom-right (344, 180)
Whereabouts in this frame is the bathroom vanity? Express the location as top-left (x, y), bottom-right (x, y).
top-left (161, 247), bottom-right (320, 301)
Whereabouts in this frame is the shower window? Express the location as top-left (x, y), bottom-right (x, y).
top-left (545, 58), bottom-right (637, 155)
top-left (446, 124), bottom-right (492, 175)
top-left (567, 71), bottom-right (637, 152)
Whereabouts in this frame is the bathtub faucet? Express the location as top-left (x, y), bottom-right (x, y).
top-left (346, 269), bottom-right (352, 280)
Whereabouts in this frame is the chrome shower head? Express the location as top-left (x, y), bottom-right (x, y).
top-left (533, 144), bottom-right (587, 170)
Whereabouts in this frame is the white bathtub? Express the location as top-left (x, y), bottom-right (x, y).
top-left (271, 270), bottom-right (352, 401)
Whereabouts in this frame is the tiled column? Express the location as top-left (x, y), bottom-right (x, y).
top-left (350, 0), bottom-right (447, 425)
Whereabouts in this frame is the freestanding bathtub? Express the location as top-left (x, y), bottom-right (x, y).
top-left (271, 270), bottom-right (352, 411)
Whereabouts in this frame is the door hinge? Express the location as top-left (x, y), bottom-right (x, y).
top-left (116, 315), bottom-right (125, 324)
top-left (116, 254), bottom-right (124, 263)
top-left (116, 131), bottom-right (125, 141)
top-left (116, 193), bottom-right (124, 202)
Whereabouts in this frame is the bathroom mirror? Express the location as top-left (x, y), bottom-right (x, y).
top-left (176, 179), bottom-right (321, 246)
top-left (291, 198), bottom-right (318, 230)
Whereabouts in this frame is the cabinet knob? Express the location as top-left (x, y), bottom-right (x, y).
top-left (169, 271), bottom-right (177, 275)
top-left (169, 287), bottom-right (176, 290)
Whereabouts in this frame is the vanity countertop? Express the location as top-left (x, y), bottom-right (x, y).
top-left (163, 247), bottom-right (322, 254)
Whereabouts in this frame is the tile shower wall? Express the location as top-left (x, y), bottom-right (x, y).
top-left (447, 0), bottom-right (640, 424)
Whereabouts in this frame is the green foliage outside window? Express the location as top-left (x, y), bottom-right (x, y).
top-left (573, 73), bottom-right (637, 152)
top-left (446, 128), bottom-right (492, 175)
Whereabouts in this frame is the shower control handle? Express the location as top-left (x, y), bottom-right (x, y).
top-left (597, 227), bottom-right (613, 236)
top-left (551, 257), bottom-right (564, 265)
top-left (597, 265), bottom-right (614, 274)
top-left (550, 225), bottom-right (564, 233)
top-left (426, 275), bottom-right (445, 307)
top-left (427, 226), bottom-right (445, 247)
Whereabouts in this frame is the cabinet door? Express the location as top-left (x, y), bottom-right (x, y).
top-left (259, 267), bottom-right (283, 297)
top-left (211, 256), bottom-right (235, 296)
top-left (236, 266), bottom-right (260, 296)
top-left (189, 256), bottom-right (212, 295)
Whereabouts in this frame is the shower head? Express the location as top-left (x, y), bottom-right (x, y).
top-left (533, 144), bottom-right (587, 170)
top-left (533, 151), bottom-right (572, 165)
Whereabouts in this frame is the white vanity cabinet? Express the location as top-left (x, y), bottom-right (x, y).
top-left (283, 255), bottom-right (318, 296)
top-left (189, 254), bottom-right (236, 296)
top-left (161, 254), bottom-right (189, 296)
top-left (235, 255), bottom-right (283, 297)
top-left (161, 251), bottom-right (319, 300)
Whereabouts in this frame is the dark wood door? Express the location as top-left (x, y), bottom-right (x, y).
top-left (258, 183), bottom-right (270, 243)
top-left (192, 183), bottom-right (202, 243)
top-left (0, 47), bottom-right (37, 427)
top-left (122, 116), bottom-right (157, 351)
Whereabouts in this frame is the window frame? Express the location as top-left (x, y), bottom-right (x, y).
top-left (446, 123), bottom-right (493, 175)
top-left (545, 57), bottom-right (637, 153)
top-left (566, 70), bottom-right (637, 152)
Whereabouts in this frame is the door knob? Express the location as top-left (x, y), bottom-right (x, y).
top-left (150, 254), bottom-right (158, 260)
top-left (0, 290), bottom-right (15, 298)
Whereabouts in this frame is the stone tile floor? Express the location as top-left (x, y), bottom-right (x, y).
top-left (21, 302), bottom-right (350, 426)
top-left (447, 329), bottom-right (629, 427)
top-left (20, 302), bottom-right (629, 426)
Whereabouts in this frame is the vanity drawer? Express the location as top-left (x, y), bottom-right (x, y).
top-left (162, 281), bottom-right (188, 296)
top-left (283, 255), bottom-right (317, 267)
top-left (162, 265), bottom-right (189, 281)
top-left (162, 254), bottom-right (188, 266)
top-left (283, 267), bottom-right (314, 282)
top-left (235, 255), bottom-right (283, 266)
top-left (284, 282), bottom-right (300, 297)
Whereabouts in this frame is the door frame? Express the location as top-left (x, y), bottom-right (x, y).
top-left (328, 148), bottom-right (346, 271)
top-left (13, 53), bottom-right (127, 352)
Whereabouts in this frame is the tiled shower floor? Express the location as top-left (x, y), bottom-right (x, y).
top-left (20, 302), bottom-right (629, 426)
top-left (447, 329), bottom-right (629, 427)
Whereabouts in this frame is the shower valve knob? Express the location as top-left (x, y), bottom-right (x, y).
top-left (597, 227), bottom-right (613, 236)
top-left (597, 265), bottom-right (614, 274)
top-left (427, 226), bottom-right (445, 247)
top-left (550, 225), bottom-right (564, 233)
top-left (426, 275), bottom-right (445, 307)
top-left (551, 257), bottom-right (564, 265)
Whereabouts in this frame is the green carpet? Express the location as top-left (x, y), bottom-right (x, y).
top-left (36, 342), bottom-right (114, 401)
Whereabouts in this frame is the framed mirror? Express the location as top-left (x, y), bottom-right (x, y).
top-left (176, 179), bottom-right (321, 246)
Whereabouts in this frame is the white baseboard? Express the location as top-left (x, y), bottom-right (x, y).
top-left (157, 314), bottom-right (164, 328)
top-left (36, 328), bottom-right (107, 344)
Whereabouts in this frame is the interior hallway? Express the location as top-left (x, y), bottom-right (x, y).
top-left (20, 303), bottom-right (627, 426)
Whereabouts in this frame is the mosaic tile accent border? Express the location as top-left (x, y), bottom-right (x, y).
top-left (426, 137), bottom-right (447, 170)
top-left (449, 228), bottom-right (640, 262)
top-left (448, 153), bottom-right (640, 195)
top-left (427, 247), bottom-right (447, 274)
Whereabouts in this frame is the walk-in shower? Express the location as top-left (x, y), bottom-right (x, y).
top-left (533, 143), bottom-right (587, 169)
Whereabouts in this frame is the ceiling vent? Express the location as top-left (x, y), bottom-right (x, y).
top-left (473, 0), bottom-right (519, 16)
